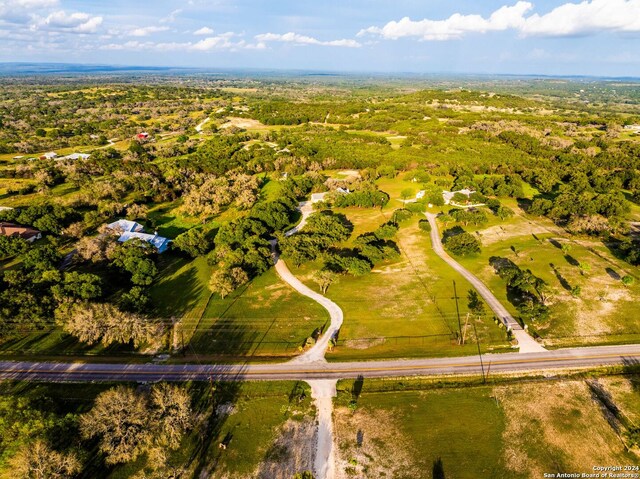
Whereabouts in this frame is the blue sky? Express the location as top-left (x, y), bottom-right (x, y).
top-left (0, 0), bottom-right (639, 76)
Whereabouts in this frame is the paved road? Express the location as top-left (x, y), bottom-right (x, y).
top-left (0, 345), bottom-right (638, 382)
top-left (424, 213), bottom-right (546, 353)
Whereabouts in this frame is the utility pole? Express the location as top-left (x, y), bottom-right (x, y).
top-left (472, 321), bottom-right (486, 384)
top-left (452, 280), bottom-right (462, 344)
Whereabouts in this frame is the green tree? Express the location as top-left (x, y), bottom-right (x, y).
top-left (443, 231), bottom-right (481, 256)
top-left (418, 219), bottom-right (432, 232)
top-left (400, 188), bottom-right (414, 201)
top-left (173, 228), bottom-right (211, 257)
top-left (313, 269), bottom-right (338, 294)
top-left (497, 206), bottom-right (514, 221)
top-left (578, 261), bottom-right (591, 276)
top-left (467, 290), bottom-right (485, 317)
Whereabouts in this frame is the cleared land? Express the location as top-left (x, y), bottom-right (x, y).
top-left (333, 375), bottom-right (640, 479)
top-left (290, 206), bottom-right (512, 361)
top-left (455, 200), bottom-right (640, 347)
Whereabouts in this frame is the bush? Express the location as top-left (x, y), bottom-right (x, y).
top-left (418, 219), bottom-right (432, 232)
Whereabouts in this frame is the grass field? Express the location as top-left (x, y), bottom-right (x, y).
top-left (190, 268), bottom-right (329, 359)
top-left (454, 201), bottom-right (640, 347)
top-left (334, 375), bottom-right (640, 479)
top-left (150, 255), bottom-right (330, 360)
top-left (290, 207), bottom-right (512, 361)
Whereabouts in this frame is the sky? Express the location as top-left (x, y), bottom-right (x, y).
top-left (0, 0), bottom-right (639, 76)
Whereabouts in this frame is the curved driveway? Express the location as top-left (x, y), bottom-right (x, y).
top-left (424, 213), bottom-right (546, 353)
top-left (271, 200), bottom-right (344, 364)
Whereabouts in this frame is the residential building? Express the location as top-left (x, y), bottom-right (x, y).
top-left (0, 222), bottom-right (42, 242)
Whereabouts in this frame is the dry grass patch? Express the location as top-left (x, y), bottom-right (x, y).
top-left (255, 417), bottom-right (316, 479)
top-left (495, 381), bottom-right (635, 478)
top-left (334, 407), bottom-right (417, 479)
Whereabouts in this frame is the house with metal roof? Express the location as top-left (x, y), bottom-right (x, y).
top-left (117, 231), bottom-right (170, 254)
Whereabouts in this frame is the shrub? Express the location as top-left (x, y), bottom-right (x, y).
top-left (418, 219), bottom-right (432, 232)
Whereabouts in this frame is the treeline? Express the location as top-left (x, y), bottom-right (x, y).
top-left (279, 210), bottom-right (403, 286)
top-left (205, 174), bottom-right (324, 299)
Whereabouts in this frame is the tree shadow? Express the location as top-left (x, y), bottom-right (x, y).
top-left (188, 380), bottom-right (244, 478)
top-left (605, 267), bottom-right (621, 281)
top-left (351, 375), bottom-right (364, 403)
top-left (550, 263), bottom-right (572, 291)
top-left (549, 238), bottom-right (562, 249)
top-left (564, 254), bottom-right (579, 267)
top-left (433, 457), bottom-right (446, 479)
top-left (151, 256), bottom-right (205, 319)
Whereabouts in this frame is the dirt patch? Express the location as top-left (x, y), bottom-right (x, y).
top-left (337, 170), bottom-right (361, 180)
top-left (220, 117), bottom-right (265, 130)
top-left (334, 407), bottom-right (417, 479)
top-left (255, 416), bottom-right (317, 479)
top-left (495, 381), bottom-right (632, 477)
top-left (342, 337), bottom-right (385, 350)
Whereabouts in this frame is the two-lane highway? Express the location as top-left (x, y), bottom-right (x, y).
top-left (1, 344), bottom-right (638, 383)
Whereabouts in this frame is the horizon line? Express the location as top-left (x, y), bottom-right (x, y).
top-left (0, 61), bottom-right (639, 81)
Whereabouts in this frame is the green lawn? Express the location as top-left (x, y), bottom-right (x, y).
top-left (189, 268), bottom-right (329, 359)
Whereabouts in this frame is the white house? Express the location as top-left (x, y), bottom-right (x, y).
top-left (442, 188), bottom-right (475, 205)
top-left (416, 190), bottom-right (426, 199)
top-left (62, 153), bottom-right (91, 161)
top-left (40, 152), bottom-right (58, 160)
top-left (118, 231), bottom-right (170, 254)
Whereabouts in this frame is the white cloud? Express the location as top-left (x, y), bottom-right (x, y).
top-left (255, 32), bottom-right (361, 47)
top-left (193, 26), bottom-right (214, 35)
top-left (160, 8), bottom-right (182, 24)
top-left (520, 0), bottom-right (640, 37)
top-left (129, 26), bottom-right (169, 37)
top-left (359, 0), bottom-right (640, 41)
top-left (0, 0), bottom-right (58, 24)
top-left (101, 32), bottom-right (254, 52)
top-left (358, 1), bottom-right (533, 41)
top-left (40, 10), bottom-right (103, 33)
